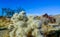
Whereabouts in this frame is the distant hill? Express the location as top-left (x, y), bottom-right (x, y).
top-left (53, 14), bottom-right (60, 19)
top-left (54, 14), bottom-right (60, 17)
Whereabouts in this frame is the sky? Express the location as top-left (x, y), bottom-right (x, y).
top-left (0, 0), bottom-right (60, 16)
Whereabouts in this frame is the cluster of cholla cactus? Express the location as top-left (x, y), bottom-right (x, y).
top-left (8, 11), bottom-right (49, 37)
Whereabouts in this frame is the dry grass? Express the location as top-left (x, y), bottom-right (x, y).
top-left (0, 16), bottom-right (12, 27)
top-left (0, 30), bottom-right (9, 37)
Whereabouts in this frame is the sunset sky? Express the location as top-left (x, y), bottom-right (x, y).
top-left (0, 0), bottom-right (60, 16)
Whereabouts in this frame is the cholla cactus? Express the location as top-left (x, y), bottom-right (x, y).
top-left (27, 16), bottom-right (35, 25)
top-left (11, 13), bottom-right (18, 23)
top-left (40, 17), bottom-right (49, 25)
top-left (32, 29), bottom-right (43, 37)
top-left (17, 11), bottom-right (28, 22)
top-left (8, 11), bottom-right (28, 37)
top-left (15, 11), bottom-right (28, 37)
top-left (8, 23), bottom-right (17, 37)
top-left (27, 17), bottom-right (43, 37)
top-left (15, 21), bottom-right (27, 37)
top-left (56, 17), bottom-right (60, 25)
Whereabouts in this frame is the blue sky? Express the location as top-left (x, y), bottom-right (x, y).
top-left (0, 0), bottom-right (60, 16)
